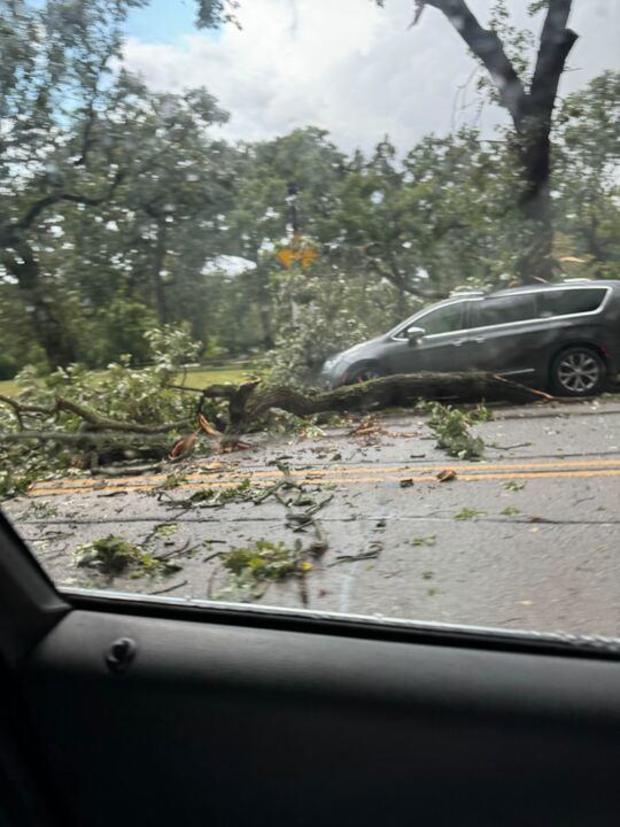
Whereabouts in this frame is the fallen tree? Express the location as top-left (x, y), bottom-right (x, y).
top-left (1, 372), bottom-right (551, 479)
top-left (196, 372), bottom-right (552, 435)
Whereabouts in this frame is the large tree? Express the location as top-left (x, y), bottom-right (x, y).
top-left (402, 0), bottom-right (578, 282)
top-left (196, 0), bottom-right (579, 283)
top-left (0, 0), bottom-right (148, 365)
top-left (0, 1), bottom-right (233, 367)
top-left (553, 71), bottom-right (620, 277)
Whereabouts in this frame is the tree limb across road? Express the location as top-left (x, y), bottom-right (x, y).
top-left (1, 372), bottom-right (552, 472)
top-left (198, 372), bottom-right (553, 435)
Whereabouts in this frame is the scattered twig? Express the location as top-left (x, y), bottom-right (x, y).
top-left (328, 549), bottom-right (381, 566)
top-left (148, 579), bottom-right (188, 595)
top-left (202, 550), bottom-right (225, 564)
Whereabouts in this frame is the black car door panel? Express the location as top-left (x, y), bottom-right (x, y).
top-left (15, 603), bottom-right (620, 827)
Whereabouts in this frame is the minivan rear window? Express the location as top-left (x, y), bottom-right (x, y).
top-left (538, 288), bottom-right (607, 317)
top-left (470, 294), bottom-right (537, 328)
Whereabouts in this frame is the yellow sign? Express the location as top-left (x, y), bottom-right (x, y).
top-left (276, 238), bottom-right (318, 270)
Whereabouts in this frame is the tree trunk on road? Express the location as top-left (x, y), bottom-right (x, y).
top-left (201, 372), bottom-right (551, 435)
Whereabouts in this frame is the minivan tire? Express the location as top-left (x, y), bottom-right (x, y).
top-left (345, 362), bottom-right (385, 385)
top-left (550, 346), bottom-right (606, 397)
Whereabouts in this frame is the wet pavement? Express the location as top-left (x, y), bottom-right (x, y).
top-left (4, 396), bottom-right (620, 637)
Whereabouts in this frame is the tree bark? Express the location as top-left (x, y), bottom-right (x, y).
top-left (201, 372), bottom-right (551, 435)
top-left (152, 217), bottom-right (168, 325)
top-left (422, 0), bottom-right (578, 283)
top-left (1, 243), bottom-right (77, 367)
top-left (255, 264), bottom-right (275, 349)
top-left (0, 173), bottom-right (126, 366)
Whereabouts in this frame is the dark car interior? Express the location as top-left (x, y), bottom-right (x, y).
top-left (2, 514), bottom-right (620, 827)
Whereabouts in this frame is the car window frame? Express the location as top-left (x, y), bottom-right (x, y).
top-left (468, 292), bottom-right (539, 330)
top-left (390, 284), bottom-right (613, 342)
top-left (390, 298), bottom-right (476, 342)
top-left (536, 286), bottom-right (611, 319)
top-left (3, 509), bottom-right (620, 666)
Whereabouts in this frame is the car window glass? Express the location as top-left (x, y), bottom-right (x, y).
top-left (538, 289), bottom-right (607, 317)
top-left (0, 1), bottom-right (618, 642)
top-left (470, 295), bottom-right (537, 328)
top-left (417, 303), bottom-right (464, 335)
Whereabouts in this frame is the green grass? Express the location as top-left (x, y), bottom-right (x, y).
top-left (177, 366), bottom-right (252, 388)
top-left (0, 365), bottom-right (251, 398)
top-left (0, 379), bottom-right (18, 397)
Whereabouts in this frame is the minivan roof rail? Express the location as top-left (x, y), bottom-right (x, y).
top-left (562, 278), bottom-right (593, 283)
top-left (449, 289), bottom-right (486, 297)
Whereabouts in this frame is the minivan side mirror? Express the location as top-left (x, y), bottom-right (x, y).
top-left (406, 326), bottom-right (426, 344)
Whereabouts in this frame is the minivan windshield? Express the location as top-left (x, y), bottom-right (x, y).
top-left (1, 0), bottom-right (619, 639)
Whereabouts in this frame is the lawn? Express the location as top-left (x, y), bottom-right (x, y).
top-left (0, 365), bottom-right (251, 398)
top-left (0, 379), bottom-right (18, 397)
top-left (175, 366), bottom-right (252, 388)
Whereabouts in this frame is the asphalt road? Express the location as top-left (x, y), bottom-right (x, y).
top-left (4, 396), bottom-right (620, 637)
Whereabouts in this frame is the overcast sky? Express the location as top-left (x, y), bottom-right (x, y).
top-left (123, 0), bottom-right (620, 153)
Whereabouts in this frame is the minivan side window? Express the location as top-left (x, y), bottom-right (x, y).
top-left (469, 294), bottom-right (537, 328)
top-left (416, 301), bottom-right (465, 335)
top-left (538, 288), bottom-right (607, 317)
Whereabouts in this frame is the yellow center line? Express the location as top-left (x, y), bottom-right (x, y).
top-left (26, 465), bottom-right (620, 497)
top-left (29, 455), bottom-right (620, 491)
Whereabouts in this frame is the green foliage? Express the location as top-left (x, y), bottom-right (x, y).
top-left (195, 0), bottom-right (240, 29)
top-left (501, 506), bottom-right (521, 516)
top-left (504, 480), bottom-right (526, 492)
top-left (411, 535), bottom-right (437, 547)
top-left (454, 508), bottom-right (486, 521)
top-left (11, 324), bottom-right (204, 425)
top-left (222, 540), bottom-right (300, 581)
top-left (74, 535), bottom-right (181, 577)
top-left (0, 470), bottom-right (36, 501)
top-left (0, 326), bottom-right (214, 498)
top-left (188, 478), bottom-right (252, 506)
top-left (265, 265), bottom-right (387, 385)
top-left (0, 1), bottom-right (617, 395)
top-left (425, 402), bottom-right (488, 460)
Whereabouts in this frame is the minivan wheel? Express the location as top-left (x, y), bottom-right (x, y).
top-left (345, 362), bottom-right (384, 385)
top-left (551, 346), bottom-right (606, 397)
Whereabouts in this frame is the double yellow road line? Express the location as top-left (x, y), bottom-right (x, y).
top-left (28, 456), bottom-right (620, 497)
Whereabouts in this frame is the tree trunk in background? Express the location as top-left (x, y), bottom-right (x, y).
top-left (424, 0), bottom-right (578, 284)
top-left (516, 127), bottom-right (554, 283)
top-left (256, 265), bottom-right (275, 349)
top-left (152, 219), bottom-right (168, 325)
top-left (2, 243), bottom-right (77, 368)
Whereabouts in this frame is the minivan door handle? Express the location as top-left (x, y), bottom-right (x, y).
top-left (452, 338), bottom-right (468, 347)
top-left (471, 336), bottom-right (486, 344)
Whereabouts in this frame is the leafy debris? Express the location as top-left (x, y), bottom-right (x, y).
top-left (411, 535), bottom-right (437, 547)
top-left (436, 468), bottom-right (457, 482)
top-left (504, 480), bottom-right (526, 491)
top-left (425, 402), bottom-right (488, 459)
top-left (454, 507), bottom-right (486, 521)
top-left (74, 535), bottom-right (182, 578)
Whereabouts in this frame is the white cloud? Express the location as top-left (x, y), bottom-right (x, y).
top-left (123, 0), bottom-right (620, 152)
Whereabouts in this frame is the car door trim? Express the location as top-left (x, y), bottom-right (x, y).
top-left (59, 586), bottom-right (620, 662)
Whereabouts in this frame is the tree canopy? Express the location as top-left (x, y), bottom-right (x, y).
top-left (0, 0), bottom-right (618, 382)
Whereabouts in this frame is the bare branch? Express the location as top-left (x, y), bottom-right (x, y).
top-left (11, 169), bottom-right (125, 234)
top-left (0, 394), bottom-right (190, 435)
top-left (423, 0), bottom-right (527, 128)
top-left (529, 0), bottom-right (577, 121)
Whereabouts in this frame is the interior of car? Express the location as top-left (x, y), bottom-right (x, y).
top-left (2, 1), bottom-right (620, 824)
top-left (2, 514), bottom-right (620, 827)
